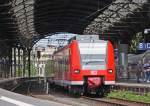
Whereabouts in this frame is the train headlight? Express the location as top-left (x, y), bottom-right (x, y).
top-left (74, 69), bottom-right (80, 74)
top-left (108, 69), bottom-right (113, 74)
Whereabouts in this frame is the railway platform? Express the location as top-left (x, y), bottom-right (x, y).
top-left (113, 82), bottom-right (150, 95)
top-left (0, 88), bottom-right (69, 106)
top-left (116, 82), bottom-right (150, 88)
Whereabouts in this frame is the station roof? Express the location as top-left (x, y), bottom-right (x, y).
top-left (0, 0), bottom-right (149, 47)
top-left (84, 0), bottom-right (150, 43)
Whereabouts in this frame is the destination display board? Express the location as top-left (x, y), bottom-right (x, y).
top-left (138, 43), bottom-right (150, 50)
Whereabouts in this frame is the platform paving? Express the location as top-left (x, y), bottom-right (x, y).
top-left (0, 88), bottom-right (70, 106)
top-left (116, 82), bottom-right (150, 88)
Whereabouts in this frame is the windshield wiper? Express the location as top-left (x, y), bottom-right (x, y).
top-left (85, 61), bottom-right (103, 65)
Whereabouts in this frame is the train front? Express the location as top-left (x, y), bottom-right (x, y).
top-left (71, 40), bottom-right (115, 95)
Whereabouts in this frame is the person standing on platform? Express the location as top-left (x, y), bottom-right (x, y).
top-left (148, 60), bottom-right (150, 82)
top-left (143, 61), bottom-right (150, 83)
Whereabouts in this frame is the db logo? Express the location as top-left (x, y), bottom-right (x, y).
top-left (91, 71), bottom-right (97, 75)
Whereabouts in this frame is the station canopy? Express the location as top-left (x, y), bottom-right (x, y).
top-left (0, 0), bottom-right (149, 47)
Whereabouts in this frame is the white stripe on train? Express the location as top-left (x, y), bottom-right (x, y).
top-left (53, 80), bottom-right (115, 86)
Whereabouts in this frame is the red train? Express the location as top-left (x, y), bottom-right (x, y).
top-left (50, 40), bottom-right (115, 96)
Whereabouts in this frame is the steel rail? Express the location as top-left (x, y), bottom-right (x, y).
top-left (82, 96), bottom-right (127, 106)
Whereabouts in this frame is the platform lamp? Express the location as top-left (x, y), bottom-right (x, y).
top-left (144, 29), bottom-right (150, 34)
top-left (144, 29), bottom-right (150, 42)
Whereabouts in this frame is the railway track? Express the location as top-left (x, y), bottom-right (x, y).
top-left (109, 97), bottom-right (150, 106)
top-left (81, 96), bottom-right (126, 106)
top-left (81, 96), bottom-right (150, 106)
top-left (13, 82), bottom-right (150, 106)
top-left (7, 77), bottom-right (150, 106)
top-left (27, 85), bottom-right (150, 106)
top-left (30, 94), bottom-right (150, 106)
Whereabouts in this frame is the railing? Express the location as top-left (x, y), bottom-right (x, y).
top-left (116, 64), bottom-right (147, 83)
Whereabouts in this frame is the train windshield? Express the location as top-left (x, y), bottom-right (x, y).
top-left (78, 42), bottom-right (107, 70)
top-left (80, 54), bottom-right (106, 70)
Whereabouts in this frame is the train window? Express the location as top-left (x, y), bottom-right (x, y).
top-left (81, 54), bottom-right (106, 62)
top-left (80, 54), bottom-right (106, 70)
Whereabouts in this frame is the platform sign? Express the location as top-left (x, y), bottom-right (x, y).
top-left (114, 49), bottom-right (119, 59)
top-left (138, 43), bottom-right (150, 50)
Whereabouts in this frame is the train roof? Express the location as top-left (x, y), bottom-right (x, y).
top-left (53, 39), bottom-right (108, 55)
top-left (77, 39), bottom-right (108, 43)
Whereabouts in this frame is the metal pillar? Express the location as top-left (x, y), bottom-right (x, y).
top-left (4, 57), bottom-right (8, 78)
top-left (118, 44), bottom-right (128, 78)
top-left (23, 49), bottom-right (26, 77)
top-left (5, 56), bottom-right (10, 78)
top-left (1, 58), bottom-right (4, 78)
top-left (9, 47), bottom-right (13, 77)
top-left (18, 48), bottom-right (21, 77)
top-left (27, 48), bottom-right (31, 77)
top-left (0, 57), bottom-right (1, 78)
top-left (14, 47), bottom-right (16, 77)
